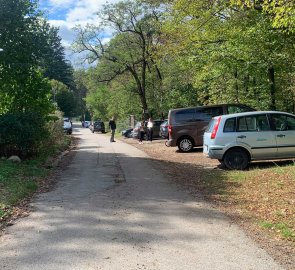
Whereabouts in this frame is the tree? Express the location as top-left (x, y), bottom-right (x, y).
top-left (43, 27), bottom-right (74, 88)
top-left (51, 80), bottom-right (76, 117)
top-left (73, 0), bottom-right (162, 119)
top-left (160, 0), bottom-right (295, 111)
top-left (230, 0), bottom-right (295, 32)
top-left (0, 0), bottom-right (73, 114)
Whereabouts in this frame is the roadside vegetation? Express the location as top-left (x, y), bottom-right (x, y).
top-left (210, 164), bottom-right (295, 243)
top-left (0, 125), bottom-right (71, 226)
top-left (72, 0), bottom-right (295, 124)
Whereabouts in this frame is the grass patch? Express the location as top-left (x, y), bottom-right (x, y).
top-left (259, 221), bottom-right (295, 241)
top-left (0, 134), bottom-right (71, 222)
top-left (217, 163), bottom-right (295, 243)
top-left (0, 160), bottom-right (42, 219)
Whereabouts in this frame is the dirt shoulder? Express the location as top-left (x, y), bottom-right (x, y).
top-left (120, 136), bottom-right (295, 270)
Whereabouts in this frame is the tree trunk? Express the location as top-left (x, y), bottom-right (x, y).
top-left (234, 68), bottom-right (239, 103)
top-left (268, 65), bottom-right (276, 110)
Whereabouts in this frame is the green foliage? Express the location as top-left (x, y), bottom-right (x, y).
top-left (0, 0), bottom-right (73, 116)
top-left (230, 0), bottom-right (295, 33)
top-left (51, 80), bottom-right (76, 117)
top-left (0, 112), bottom-right (48, 157)
top-left (74, 0), bottom-right (295, 120)
top-left (161, 0), bottom-right (295, 111)
top-left (0, 68), bottom-right (54, 115)
top-left (73, 70), bottom-right (88, 120)
top-left (73, 0), bottom-right (163, 116)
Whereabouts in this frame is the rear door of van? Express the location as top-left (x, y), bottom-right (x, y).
top-left (194, 106), bottom-right (223, 145)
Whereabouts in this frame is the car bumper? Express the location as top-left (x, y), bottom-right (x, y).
top-left (166, 139), bottom-right (177, 147)
top-left (204, 144), bottom-right (224, 159)
top-left (64, 128), bottom-right (72, 134)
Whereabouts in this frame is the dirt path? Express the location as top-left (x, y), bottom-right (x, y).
top-left (0, 126), bottom-right (285, 269)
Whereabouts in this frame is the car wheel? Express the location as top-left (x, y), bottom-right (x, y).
top-left (223, 148), bottom-right (249, 170)
top-left (178, 137), bottom-right (193, 152)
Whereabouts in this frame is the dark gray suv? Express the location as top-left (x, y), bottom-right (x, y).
top-left (166, 104), bottom-right (255, 152)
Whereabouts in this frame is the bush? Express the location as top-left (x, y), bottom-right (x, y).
top-left (0, 112), bottom-right (48, 157)
top-left (40, 111), bottom-right (68, 155)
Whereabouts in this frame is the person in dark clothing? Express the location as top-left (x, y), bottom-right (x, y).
top-left (108, 116), bottom-right (116, 142)
top-left (138, 121), bottom-right (145, 144)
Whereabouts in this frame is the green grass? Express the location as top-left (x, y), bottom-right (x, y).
top-left (0, 160), bottom-right (43, 218)
top-left (0, 135), bottom-right (71, 220)
top-left (259, 221), bottom-right (295, 241)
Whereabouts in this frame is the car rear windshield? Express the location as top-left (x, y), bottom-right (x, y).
top-left (206, 118), bottom-right (217, 132)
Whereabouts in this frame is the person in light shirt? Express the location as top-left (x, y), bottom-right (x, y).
top-left (147, 118), bottom-right (154, 142)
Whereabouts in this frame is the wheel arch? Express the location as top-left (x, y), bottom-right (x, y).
top-left (222, 146), bottom-right (251, 162)
top-left (177, 135), bottom-right (196, 147)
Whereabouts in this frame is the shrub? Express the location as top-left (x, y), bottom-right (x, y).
top-left (39, 111), bottom-right (67, 155)
top-left (0, 112), bottom-right (48, 157)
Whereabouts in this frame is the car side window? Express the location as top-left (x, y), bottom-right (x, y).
top-left (256, 115), bottom-right (271, 131)
top-left (271, 114), bottom-right (295, 131)
top-left (227, 105), bottom-right (254, 114)
top-left (175, 109), bottom-right (196, 123)
top-left (237, 114), bottom-right (270, 132)
top-left (195, 107), bottom-right (223, 121)
top-left (223, 118), bottom-right (236, 132)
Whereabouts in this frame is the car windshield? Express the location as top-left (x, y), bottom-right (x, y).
top-left (206, 118), bottom-right (217, 132)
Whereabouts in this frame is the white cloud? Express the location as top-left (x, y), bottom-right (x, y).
top-left (46, 0), bottom-right (120, 66)
top-left (48, 0), bottom-right (76, 8)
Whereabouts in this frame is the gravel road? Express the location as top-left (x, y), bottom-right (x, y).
top-left (0, 125), bottom-right (285, 270)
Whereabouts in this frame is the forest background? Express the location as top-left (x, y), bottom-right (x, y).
top-left (1, 0), bottom-right (295, 140)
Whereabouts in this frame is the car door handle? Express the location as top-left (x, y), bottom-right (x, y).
top-left (237, 135), bottom-right (246, 139)
top-left (277, 134), bottom-right (285, 138)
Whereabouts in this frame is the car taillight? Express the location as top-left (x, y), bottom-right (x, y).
top-left (211, 117), bottom-right (221, 139)
top-left (168, 125), bottom-right (172, 136)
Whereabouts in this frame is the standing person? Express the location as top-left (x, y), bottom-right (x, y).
top-left (108, 116), bottom-right (116, 142)
top-left (138, 121), bottom-right (145, 144)
top-left (147, 118), bottom-right (154, 142)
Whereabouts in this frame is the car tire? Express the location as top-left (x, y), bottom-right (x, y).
top-left (223, 148), bottom-right (249, 170)
top-left (178, 137), bottom-right (193, 152)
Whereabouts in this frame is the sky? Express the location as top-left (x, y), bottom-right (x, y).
top-left (39, 0), bottom-right (119, 66)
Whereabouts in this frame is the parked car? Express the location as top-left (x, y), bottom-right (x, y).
top-left (121, 128), bottom-right (133, 138)
top-left (166, 104), bottom-right (255, 152)
top-left (90, 121), bottom-right (105, 133)
top-left (83, 121), bottom-right (91, 128)
top-left (159, 119), bottom-right (168, 139)
top-left (203, 111), bottom-right (295, 170)
top-left (132, 119), bottom-right (165, 139)
top-left (63, 118), bottom-right (72, 135)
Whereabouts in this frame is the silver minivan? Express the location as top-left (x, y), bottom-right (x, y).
top-left (203, 111), bottom-right (295, 169)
